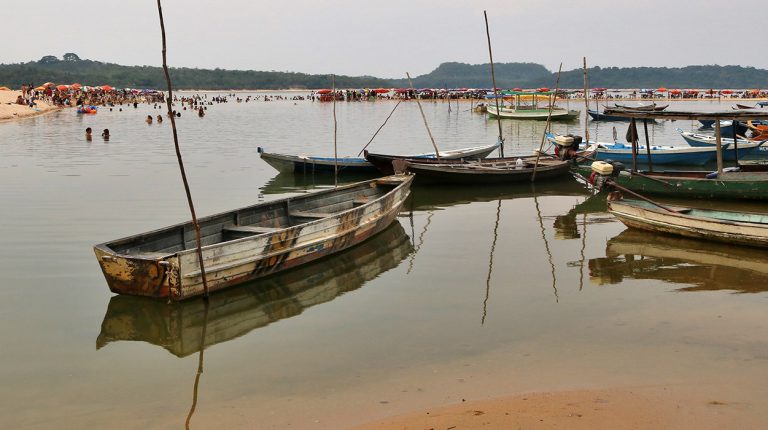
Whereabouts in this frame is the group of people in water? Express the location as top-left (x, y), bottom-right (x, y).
top-left (84, 127), bottom-right (109, 141)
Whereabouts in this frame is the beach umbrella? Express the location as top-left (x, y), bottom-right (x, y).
top-left (374, 88), bottom-right (390, 94)
top-left (316, 89), bottom-right (331, 94)
top-left (670, 89), bottom-right (681, 95)
top-left (71, 83), bottom-right (82, 90)
top-left (101, 85), bottom-right (114, 92)
top-left (56, 84), bottom-right (69, 91)
top-left (43, 82), bottom-right (54, 87)
top-left (657, 87), bottom-right (667, 93)
top-left (751, 89), bottom-right (760, 95)
top-left (721, 89), bottom-right (733, 95)
top-left (35, 86), bottom-right (46, 91)
top-left (0, 86), bottom-right (11, 91)
top-left (592, 87), bottom-right (607, 92)
top-left (512, 87), bottom-right (522, 91)
top-left (537, 87), bottom-right (550, 92)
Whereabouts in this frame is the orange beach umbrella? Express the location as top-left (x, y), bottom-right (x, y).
top-left (316, 89), bottom-right (332, 94)
top-left (101, 85), bottom-right (114, 92)
top-left (0, 86), bottom-right (11, 91)
top-left (656, 87), bottom-right (667, 93)
top-left (374, 88), bottom-right (390, 94)
top-left (56, 84), bottom-right (69, 91)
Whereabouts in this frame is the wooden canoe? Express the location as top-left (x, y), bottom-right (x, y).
top-left (257, 142), bottom-right (500, 174)
top-left (608, 197), bottom-right (768, 248)
top-left (365, 149), bottom-right (519, 175)
top-left (403, 157), bottom-right (571, 185)
top-left (96, 222), bottom-right (413, 356)
top-left (574, 164), bottom-right (768, 201)
top-left (94, 174), bottom-right (413, 300)
top-left (486, 105), bottom-right (580, 120)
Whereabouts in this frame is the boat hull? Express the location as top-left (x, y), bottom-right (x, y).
top-left (487, 106), bottom-right (579, 120)
top-left (609, 199), bottom-right (768, 248)
top-left (678, 131), bottom-right (763, 160)
top-left (575, 165), bottom-right (768, 201)
top-left (407, 159), bottom-right (571, 185)
top-left (94, 175), bottom-right (413, 300)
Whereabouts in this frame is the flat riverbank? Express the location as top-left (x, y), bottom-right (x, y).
top-left (0, 90), bottom-right (60, 121)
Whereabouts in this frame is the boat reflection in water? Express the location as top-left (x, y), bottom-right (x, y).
top-left (589, 229), bottom-right (768, 293)
top-left (97, 222), bottom-right (413, 357)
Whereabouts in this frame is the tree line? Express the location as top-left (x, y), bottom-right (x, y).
top-left (1, 54), bottom-right (766, 90)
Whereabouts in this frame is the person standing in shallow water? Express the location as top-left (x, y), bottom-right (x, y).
top-left (156, 115), bottom-right (163, 123)
top-left (85, 127), bottom-right (92, 141)
top-left (102, 129), bottom-right (110, 141)
top-left (198, 107), bottom-right (205, 117)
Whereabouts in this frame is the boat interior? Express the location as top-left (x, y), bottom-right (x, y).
top-left (104, 179), bottom-right (400, 257)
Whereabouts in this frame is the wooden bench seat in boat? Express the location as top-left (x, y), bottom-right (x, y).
top-left (222, 225), bottom-right (281, 239)
top-left (289, 210), bottom-right (334, 219)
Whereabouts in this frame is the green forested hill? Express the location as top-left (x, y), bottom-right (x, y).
top-left (1, 54), bottom-right (766, 90)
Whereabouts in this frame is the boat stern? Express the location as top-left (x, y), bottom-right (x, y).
top-left (94, 245), bottom-right (176, 298)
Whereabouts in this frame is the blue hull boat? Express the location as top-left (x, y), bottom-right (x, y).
top-left (678, 131), bottom-right (765, 160)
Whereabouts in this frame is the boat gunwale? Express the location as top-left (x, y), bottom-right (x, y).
top-left (94, 174), bottom-right (413, 259)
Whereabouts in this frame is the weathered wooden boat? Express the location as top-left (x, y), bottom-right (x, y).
top-left (677, 130), bottom-right (764, 159)
top-left (364, 149), bottom-right (518, 175)
top-left (574, 163), bottom-right (768, 201)
top-left (589, 229), bottom-right (768, 293)
top-left (94, 174), bottom-right (413, 300)
top-left (257, 143), bottom-right (500, 174)
top-left (608, 195), bottom-right (768, 248)
top-left (403, 157), bottom-right (571, 185)
top-left (96, 222), bottom-right (413, 356)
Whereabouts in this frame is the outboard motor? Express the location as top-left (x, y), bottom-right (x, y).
top-left (587, 160), bottom-right (625, 190)
top-left (552, 134), bottom-right (583, 160)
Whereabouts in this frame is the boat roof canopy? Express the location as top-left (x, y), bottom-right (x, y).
top-left (603, 108), bottom-right (768, 120)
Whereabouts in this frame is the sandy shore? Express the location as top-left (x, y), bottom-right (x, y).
top-left (0, 90), bottom-right (60, 121)
top-left (352, 386), bottom-right (760, 430)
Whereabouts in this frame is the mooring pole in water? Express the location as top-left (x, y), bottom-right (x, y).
top-left (484, 10), bottom-right (504, 158)
top-left (533, 63), bottom-right (563, 181)
top-left (332, 75), bottom-right (338, 186)
top-left (406, 72), bottom-right (441, 159)
top-left (156, 0), bottom-right (209, 299)
top-left (582, 57), bottom-right (590, 145)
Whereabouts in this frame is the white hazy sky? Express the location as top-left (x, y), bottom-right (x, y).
top-left (4, 0), bottom-right (763, 77)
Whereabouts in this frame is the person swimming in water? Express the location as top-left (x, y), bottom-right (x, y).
top-left (85, 127), bottom-right (92, 141)
top-left (198, 107), bottom-right (205, 117)
top-left (146, 115), bottom-right (153, 124)
top-left (156, 115), bottom-right (163, 123)
top-left (102, 129), bottom-right (110, 140)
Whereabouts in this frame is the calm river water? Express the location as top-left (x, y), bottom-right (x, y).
top-left (1, 95), bottom-right (767, 429)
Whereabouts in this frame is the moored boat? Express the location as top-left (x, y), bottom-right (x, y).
top-left (403, 156), bottom-right (571, 185)
top-left (94, 174), bottom-right (413, 300)
top-left (574, 162), bottom-right (768, 201)
top-left (608, 195), bottom-right (768, 248)
top-left (677, 130), bottom-right (764, 160)
top-left (257, 142), bottom-right (500, 174)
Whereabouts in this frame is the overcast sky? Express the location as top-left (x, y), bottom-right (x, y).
top-left (5, 0), bottom-right (763, 78)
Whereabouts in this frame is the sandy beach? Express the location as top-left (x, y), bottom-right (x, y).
top-left (0, 90), bottom-right (60, 121)
top-left (352, 386), bottom-right (759, 430)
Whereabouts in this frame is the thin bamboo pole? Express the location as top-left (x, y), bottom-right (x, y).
top-left (332, 75), bottom-right (338, 186)
top-left (357, 100), bottom-right (402, 157)
top-left (156, 0), bottom-right (209, 299)
top-left (532, 63), bottom-right (562, 181)
top-left (643, 118), bottom-right (653, 172)
top-left (406, 72), bottom-right (441, 159)
top-left (582, 57), bottom-right (590, 144)
top-left (715, 119), bottom-right (723, 177)
top-left (484, 10), bottom-right (504, 157)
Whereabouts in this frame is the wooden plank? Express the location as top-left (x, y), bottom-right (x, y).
top-left (223, 225), bottom-right (281, 234)
top-left (290, 211), bottom-right (334, 219)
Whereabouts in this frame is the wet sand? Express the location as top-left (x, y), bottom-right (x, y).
top-left (352, 386), bottom-right (759, 430)
top-left (0, 90), bottom-right (60, 121)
